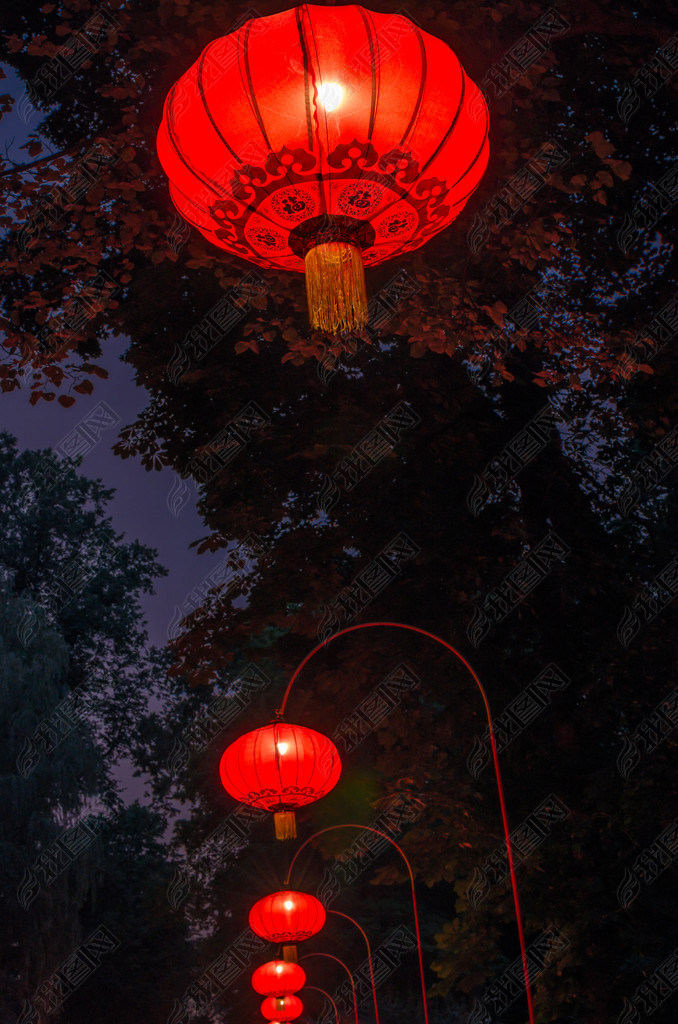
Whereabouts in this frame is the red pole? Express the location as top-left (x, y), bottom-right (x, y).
top-left (301, 952), bottom-right (359, 1024)
top-left (305, 984), bottom-right (340, 1024)
top-left (276, 620), bottom-right (536, 1024)
top-left (328, 910), bottom-right (380, 1024)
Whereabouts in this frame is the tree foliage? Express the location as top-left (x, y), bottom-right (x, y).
top-left (0, 434), bottom-right (194, 1023)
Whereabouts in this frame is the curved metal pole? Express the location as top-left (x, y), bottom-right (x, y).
top-left (301, 953), bottom-right (359, 1024)
top-left (276, 620), bottom-right (536, 1024)
top-left (286, 825), bottom-right (427, 1024)
top-left (305, 984), bottom-right (340, 1024)
top-left (328, 910), bottom-right (380, 1024)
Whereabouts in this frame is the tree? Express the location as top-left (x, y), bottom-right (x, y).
top-left (0, 592), bottom-right (106, 1020)
top-left (0, 432), bottom-right (184, 1022)
top-left (0, 430), bottom-right (165, 752)
top-left (64, 803), bottom-right (200, 1024)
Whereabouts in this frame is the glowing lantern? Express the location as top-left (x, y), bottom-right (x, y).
top-left (261, 994), bottom-right (303, 1021)
top-left (157, 4), bottom-right (489, 334)
top-left (250, 889), bottom-right (325, 961)
top-left (252, 960), bottom-right (306, 997)
top-left (219, 721), bottom-right (341, 839)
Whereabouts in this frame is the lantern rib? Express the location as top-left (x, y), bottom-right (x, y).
top-left (250, 728), bottom-right (267, 802)
top-left (293, 722), bottom-right (301, 796)
top-left (273, 722), bottom-right (284, 797)
top-left (301, 8), bottom-right (329, 153)
top-left (166, 89), bottom-right (224, 201)
top-left (446, 115), bottom-right (491, 191)
top-left (417, 60), bottom-right (466, 178)
top-left (276, 620), bottom-right (536, 1024)
top-left (346, 7), bottom-right (380, 216)
top-left (241, 20), bottom-right (274, 151)
top-left (397, 27), bottom-right (428, 149)
top-left (197, 47), bottom-right (241, 164)
top-left (300, 8), bottom-right (330, 219)
top-left (295, 7), bottom-right (315, 154)
top-left (356, 6), bottom-right (378, 142)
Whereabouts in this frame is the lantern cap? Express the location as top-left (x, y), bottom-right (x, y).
top-left (288, 214), bottom-right (375, 260)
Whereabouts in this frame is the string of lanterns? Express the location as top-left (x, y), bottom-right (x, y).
top-left (221, 725), bottom-right (338, 1020)
top-left (214, 617), bottom-right (541, 1024)
top-left (252, 962), bottom-right (307, 1024)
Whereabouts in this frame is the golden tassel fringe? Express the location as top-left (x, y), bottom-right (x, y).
top-left (274, 810), bottom-right (297, 840)
top-left (304, 241), bottom-right (368, 335)
top-left (282, 944), bottom-right (298, 963)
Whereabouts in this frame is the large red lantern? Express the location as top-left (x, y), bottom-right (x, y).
top-left (250, 889), bottom-right (325, 961)
top-left (261, 995), bottom-right (303, 1021)
top-left (219, 721), bottom-right (341, 839)
top-left (252, 960), bottom-right (306, 997)
top-left (157, 4), bottom-right (489, 334)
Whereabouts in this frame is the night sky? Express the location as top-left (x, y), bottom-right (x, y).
top-left (1, 62), bottom-right (224, 655)
top-left (0, 330), bottom-right (224, 650)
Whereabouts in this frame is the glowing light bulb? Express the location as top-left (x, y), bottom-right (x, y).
top-left (275, 964), bottom-right (283, 974)
top-left (317, 82), bottom-right (343, 112)
top-left (284, 900), bottom-right (294, 910)
top-left (277, 742), bottom-right (288, 755)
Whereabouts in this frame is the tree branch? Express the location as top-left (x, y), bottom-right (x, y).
top-left (0, 147), bottom-right (79, 177)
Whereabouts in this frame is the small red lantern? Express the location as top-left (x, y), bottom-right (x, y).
top-left (261, 994), bottom-right (303, 1021)
top-left (252, 960), bottom-right (306, 997)
top-left (250, 889), bottom-right (325, 961)
top-left (220, 721), bottom-right (341, 839)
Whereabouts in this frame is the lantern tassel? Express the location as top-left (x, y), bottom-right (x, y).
top-left (304, 241), bottom-right (368, 335)
top-left (282, 944), bottom-right (298, 963)
top-left (274, 810), bottom-right (297, 840)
